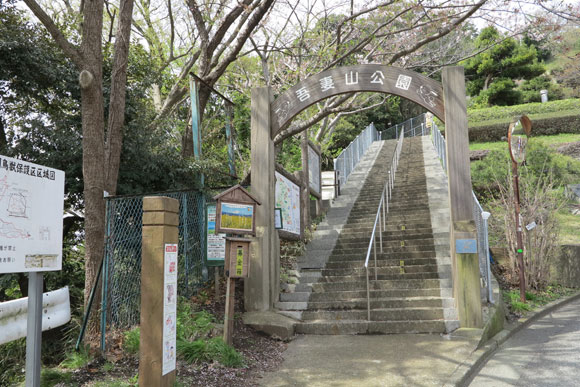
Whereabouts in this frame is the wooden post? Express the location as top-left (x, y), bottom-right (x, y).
top-left (248, 87), bottom-right (279, 311)
top-left (301, 131), bottom-right (311, 227)
top-left (442, 67), bottom-right (482, 328)
top-left (139, 196), bottom-right (179, 387)
top-left (223, 278), bottom-right (236, 346)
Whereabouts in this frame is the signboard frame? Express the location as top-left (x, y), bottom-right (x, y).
top-left (274, 165), bottom-right (303, 241)
top-left (205, 203), bottom-right (226, 267)
top-left (307, 140), bottom-right (322, 198)
top-left (274, 208), bottom-right (283, 229)
top-left (0, 155), bottom-right (65, 274)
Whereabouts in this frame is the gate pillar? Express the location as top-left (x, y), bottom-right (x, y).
top-left (247, 87), bottom-right (280, 311)
top-left (442, 67), bottom-right (483, 328)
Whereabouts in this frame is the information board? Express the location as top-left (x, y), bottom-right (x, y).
top-left (206, 204), bottom-right (226, 266)
top-left (308, 145), bottom-right (321, 195)
top-left (275, 171), bottom-right (300, 236)
top-left (0, 155), bottom-right (64, 273)
top-left (162, 244), bottom-right (177, 376)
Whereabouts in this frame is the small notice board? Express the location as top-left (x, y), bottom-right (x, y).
top-left (0, 155), bottom-right (65, 274)
top-left (206, 204), bottom-right (226, 267)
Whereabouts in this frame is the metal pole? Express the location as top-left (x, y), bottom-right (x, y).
top-left (482, 212), bottom-right (493, 304)
top-left (379, 209), bottom-right (383, 253)
top-left (512, 162), bottom-right (526, 302)
top-left (366, 267), bottom-right (371, 321)
top-left (382, 189), bottom-right (386, 229)
top-left (101, 200), bottom-right (111, 352)
top-left (26, 272), bottom-right (43, 387)
top-left (373, 233), bottom-right (377, 281)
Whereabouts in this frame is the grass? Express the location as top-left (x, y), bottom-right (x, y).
top-left (40, 368), bottom-right (73, 386)
top-left (59, 346), bottom-right (92, 369)
top-left (556, 210), bottom-right (580, 244)
top-left (123, 327), bottom-right (140, 355)
top-left (470, 133), bottom-right (580, 151)
top-left (177, 337), bottom-right (245, 368)
top-left (503, 285), bottom-right (577, 316)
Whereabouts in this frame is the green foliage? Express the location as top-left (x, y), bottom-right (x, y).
top-left (471, 140), bottom-right (580, 198)
top-left (519, 75), bottom-right (564, 103)
top-left (59, 346), bottom-right (92, 369)
top-left (467, 110), bottom-right (580, 142)
top-left (40, 368), bottom-right (73, 386)
top-left (123, 327), bottom-right (141, 355)
top-left (0, 338), bottom-right (26, 386)
top-left (463, 26), bottom-right (545, 106)
top-left (176, 299), bottom-right (215, 342)
top-left (468, 99), bottom-right (580, 123)
top-left (177, 337), bottom-right (245, 368)
top-left (503, 286), bottom-right (577, 315)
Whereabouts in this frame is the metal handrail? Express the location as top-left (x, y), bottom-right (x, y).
top-left (363, 128), bottom-right (405, 320)
top-left (429, 119), bottom-right (493, 304)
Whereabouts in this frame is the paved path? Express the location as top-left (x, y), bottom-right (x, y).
top-left (258, 332), bottom-right (480, 386)
top-left (469, 297), bottom-right (580, 386)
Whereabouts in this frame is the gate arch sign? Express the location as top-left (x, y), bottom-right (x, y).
top-left (271, 65), bottom-right (445, 139)
top-left (247, 65), bottom-right (481, 328)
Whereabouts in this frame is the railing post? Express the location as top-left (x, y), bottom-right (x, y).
top-left (382, 189), bottom-right (386, 229)
top-left (373, 231), bottom-right (377, 281)
top-left (379, 209), bottom-right (383, 253)
top-left (366, 267), bottom-right (371, 321)
top-left (482, 211), bottom-right (493, 303)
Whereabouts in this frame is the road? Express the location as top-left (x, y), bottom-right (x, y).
top-left (468, 297), bottom-right (580, 386)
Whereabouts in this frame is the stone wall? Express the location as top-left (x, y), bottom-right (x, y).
top-left (550, 245), bottom-right (580, 288)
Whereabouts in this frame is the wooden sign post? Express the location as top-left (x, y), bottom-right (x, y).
top-left (213, 185), bottom-right (260, 345)
top-left (139, 196), bottom-right (179, 386)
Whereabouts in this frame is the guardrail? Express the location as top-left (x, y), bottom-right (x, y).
top-left (429, 120), bottom-right (493, 303)
top-left (334, 123), bottom-right (380, 189)
top-left (0, 287), bottom-right (71, 345)
top-left (363, 128), bottom-right (405, 320)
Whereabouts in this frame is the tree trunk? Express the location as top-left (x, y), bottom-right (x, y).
top-left (104, 0), bottom-right (135, 196)
top-left (80, 0), bottom-right (106, 336)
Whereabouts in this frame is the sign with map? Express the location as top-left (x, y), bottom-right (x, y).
top-left (275, 171), bottom-right (300, 236)
top-left (308, 144), bottom-right (321, 195)
top-left (0, 155), bottom-right (64, 273)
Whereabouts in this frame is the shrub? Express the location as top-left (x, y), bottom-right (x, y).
top-left (177, 337), bottom-right (244, 368)
top-left (467, 111), bottom-right (580, 142)
top-left (467, 99), bottom-right (580, 123)
top-left (123, 327), bottom-right (140, 355)
top-left (59, 346), bottom-right (92, 369)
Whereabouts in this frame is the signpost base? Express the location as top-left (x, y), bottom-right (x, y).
top-left (224, 278), bottom-right (236, 346)
top-left (25, 272), bottom-right (43, 387)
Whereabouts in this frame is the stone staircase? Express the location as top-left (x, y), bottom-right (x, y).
top-left (276, 136), bottom-right (459, 334)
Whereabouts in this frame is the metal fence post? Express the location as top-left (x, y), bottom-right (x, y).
top-left (101, 200), bottom-right (111, 352)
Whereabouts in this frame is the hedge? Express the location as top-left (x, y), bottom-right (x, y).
top-left (467, 99), bottom-right (580, 124)
top-left (467, 110), bottom-right (580, 142)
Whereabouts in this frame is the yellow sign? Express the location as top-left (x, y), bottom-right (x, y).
top-left (236, 247), bottom-right (244, 276)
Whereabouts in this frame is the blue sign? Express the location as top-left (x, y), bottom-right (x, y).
top-left (456, 239), bottom-right (477, 254)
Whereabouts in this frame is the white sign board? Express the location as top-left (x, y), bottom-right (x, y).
top-left (308, 145), bottom-right (321, 195)
top-left (206, 205), bottom-right (226, 265)
top-left (275, 172), bottom-right (301, 235)
top-left (0, 156), bottom-right (64, 273)
top-left (162, 244), bottom-right (178, 376)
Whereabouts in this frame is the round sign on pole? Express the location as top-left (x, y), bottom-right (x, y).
top-left (507, 115), bottom-right (532, 164)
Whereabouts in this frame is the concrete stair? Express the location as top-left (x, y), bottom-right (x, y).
top-left (277, 136), bottom-right (459, 334)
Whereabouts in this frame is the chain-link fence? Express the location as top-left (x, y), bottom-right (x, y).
top-left (101, 189), bottom-right (210, 340)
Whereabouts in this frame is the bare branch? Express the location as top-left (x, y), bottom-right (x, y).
top-left (22, 0), bottom-right (83, 67)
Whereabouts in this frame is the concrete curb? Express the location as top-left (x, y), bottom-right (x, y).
top-left (446, 290), bottom-right (580, 387)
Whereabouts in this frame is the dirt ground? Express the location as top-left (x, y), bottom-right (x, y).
top-left (67, 277), bottom-right (286, 386)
